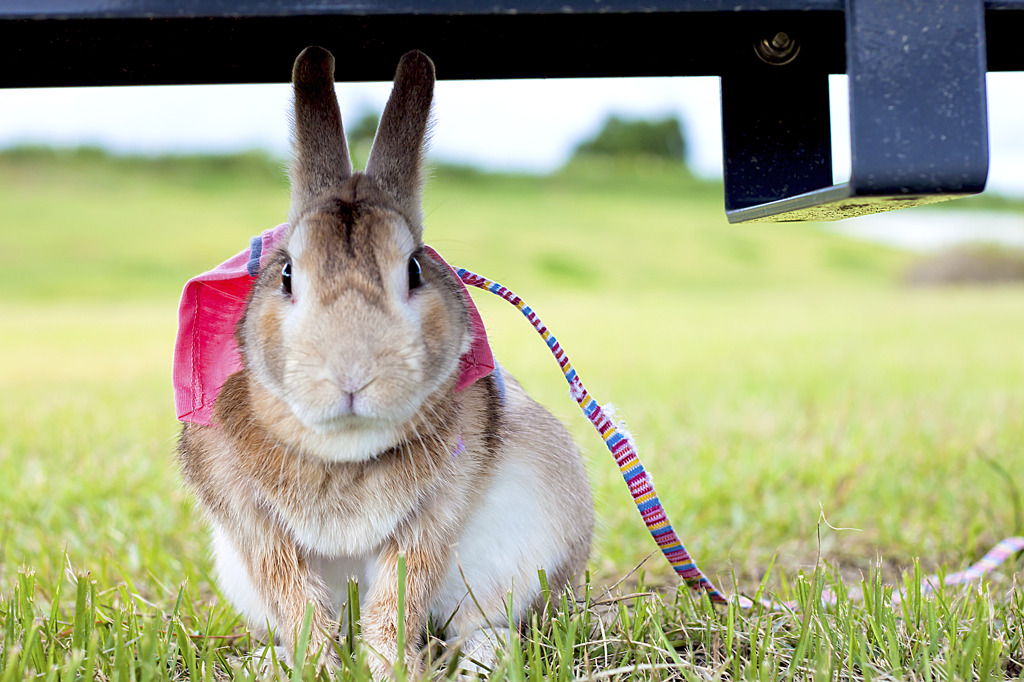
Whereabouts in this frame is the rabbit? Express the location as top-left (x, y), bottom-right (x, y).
top-left (177, 46), bottom-right (594, 677)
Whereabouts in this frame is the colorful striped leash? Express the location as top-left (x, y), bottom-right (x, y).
top-left (456, 266), bottom-right (1024, 610)
top-left (458, 267), bottom-right (729, 604)
top-left (738, 535), bottom-right (1024, 610)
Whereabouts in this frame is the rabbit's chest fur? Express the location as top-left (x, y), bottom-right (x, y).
top-left (248, 448), bottom-right (447, 557)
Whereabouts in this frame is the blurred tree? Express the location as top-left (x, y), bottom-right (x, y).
top-left (348, 111), bottom-right (380, 149)
top-left (348, 111), bottom-right (380, 167)
top-left (572, 115), bottom-right (687, 165)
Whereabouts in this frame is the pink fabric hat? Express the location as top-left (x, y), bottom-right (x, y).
top-left (173, 223), bottom-right (495, 426)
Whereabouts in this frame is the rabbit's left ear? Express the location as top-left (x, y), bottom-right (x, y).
top-left (365, 50), bottom-right (435, 238)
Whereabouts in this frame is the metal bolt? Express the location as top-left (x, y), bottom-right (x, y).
top-left (755, 31), bottom-right (800, 66)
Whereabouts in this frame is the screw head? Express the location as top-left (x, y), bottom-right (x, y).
top-left (755, 31), bottom-right (800, 65)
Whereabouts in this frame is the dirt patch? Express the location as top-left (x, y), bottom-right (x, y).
top-left (903, 243), bottom-right (1024, 285)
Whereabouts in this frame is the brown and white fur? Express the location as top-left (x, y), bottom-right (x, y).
top-left (177, 47), bottom-right (593, 676)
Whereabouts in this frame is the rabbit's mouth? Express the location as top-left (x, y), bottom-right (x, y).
top-left (300, 401), bottom-right (396, 431)
top-left (295, 376), bottom-right (421, 426)
top-left (291, 389), bottom-right (418, 436)
top-left (283, 405), bottom-right (410, 463)
top-left (323, 377), bottom-right (379, 419)
top-left (314, 403), bottom-right (390, 429)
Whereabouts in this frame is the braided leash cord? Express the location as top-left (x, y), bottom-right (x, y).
top-left (737, 534), bottom-right (1024, 610)
top-left (456, 267), bottom-right (1024, 609)
top-left (457, 267), bottom-right (729, 604)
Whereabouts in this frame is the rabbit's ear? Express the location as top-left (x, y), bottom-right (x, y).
top-left (365, 50), bottom-right (434, 236)
top-left (290, 46), bottom-right (352, 218)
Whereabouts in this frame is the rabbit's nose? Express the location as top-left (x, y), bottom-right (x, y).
top-left (335, 375), bottom-right (377, 415)
top-left (339, 374), bottom-right (374, 395)
top-left (337, 391), bottom-right (356, 415)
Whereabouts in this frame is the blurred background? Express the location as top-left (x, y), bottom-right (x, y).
top-left (0, 72), bottom-right (1022, 610)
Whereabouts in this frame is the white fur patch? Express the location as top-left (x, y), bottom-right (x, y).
top-left (455, 627), bottom-right (510, 674)
top-left (211, 523), bottom-right (273, 630)
top-left (286, 221), bottom-right (309, 262)
top-left (430, 450), bottom-right (569, 632)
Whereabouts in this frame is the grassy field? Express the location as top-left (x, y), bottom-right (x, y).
top-left (1, 148), bottom-right (1023, 679)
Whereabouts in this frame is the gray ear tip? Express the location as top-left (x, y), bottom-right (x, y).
top-left (293, 46), bottom-right (335, 84)
top-left (397, 50), bottom-right (435, 81)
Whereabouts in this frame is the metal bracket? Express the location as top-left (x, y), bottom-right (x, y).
top-left (722, 0), bottom-right (989, 223)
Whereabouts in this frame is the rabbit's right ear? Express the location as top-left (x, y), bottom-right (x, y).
top-left (289, 46), bottom-right (352, 221)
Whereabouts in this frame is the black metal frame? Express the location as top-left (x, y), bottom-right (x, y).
top-left (725, 0), bottom-right (991, 222)
top-left (3, 0), bottom-right (1022, 222)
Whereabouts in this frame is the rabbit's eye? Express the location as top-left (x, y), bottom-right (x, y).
top-left (408, 256), bottom-right (422, 290)
top-left (281, 260), bottom-right (292, 295)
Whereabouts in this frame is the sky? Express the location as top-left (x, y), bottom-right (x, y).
top-left (2, 72), bottom-right (1024, 197)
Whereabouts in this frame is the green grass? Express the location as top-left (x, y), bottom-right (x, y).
top-left (1, 147), bottom-right (1023, 679)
